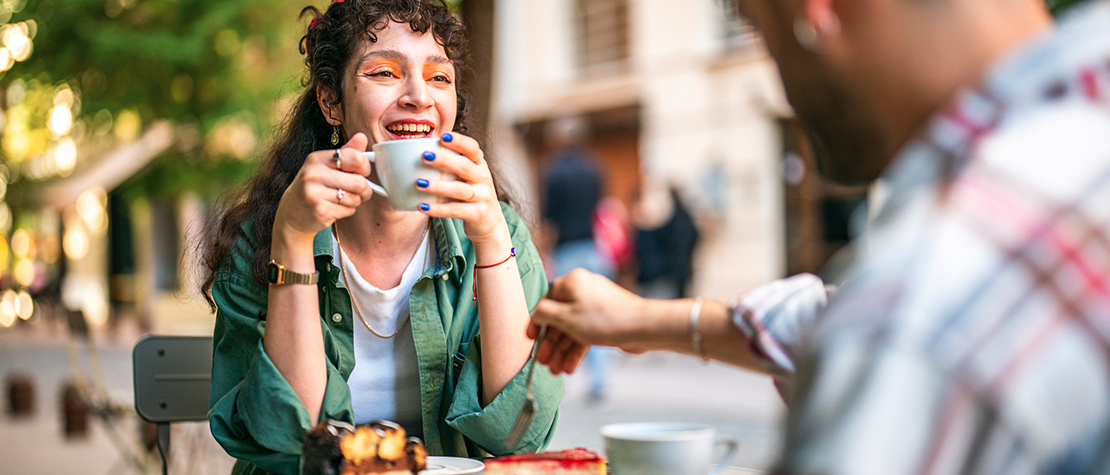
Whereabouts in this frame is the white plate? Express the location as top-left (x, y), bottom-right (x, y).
top-left (420, 456), bottom-right (485, 475)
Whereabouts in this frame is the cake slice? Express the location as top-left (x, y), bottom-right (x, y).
top-left (302, 420), bottom-right (427, 475)
top-left (483, 448), bottom-right (606, 475)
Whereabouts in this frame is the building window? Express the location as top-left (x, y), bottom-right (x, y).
top-left (574, 0), bottom-right (630, 75)
top-left (721, 1), bottom-right (759, 50)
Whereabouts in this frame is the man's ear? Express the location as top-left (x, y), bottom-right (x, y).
top-left (316, 83), bottom-right (342, 126)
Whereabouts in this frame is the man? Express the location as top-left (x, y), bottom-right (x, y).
top-left (529, 0), bottom-right (1110, 472)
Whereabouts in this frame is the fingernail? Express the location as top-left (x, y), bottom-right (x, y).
top-left (441, 133), bottom-right (453, 143)
top-left (423, 151), bottom-right (436, 161)
top-left (420, 203), bottom-right (431, 211)
top-left (416, 178), bottom-right (429, 188)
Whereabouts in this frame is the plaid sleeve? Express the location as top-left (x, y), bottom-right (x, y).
top-left (730, 273), bottom-right (828, 379)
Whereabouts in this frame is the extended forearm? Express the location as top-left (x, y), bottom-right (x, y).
top-left (635, 299), bottom-right (779, 375)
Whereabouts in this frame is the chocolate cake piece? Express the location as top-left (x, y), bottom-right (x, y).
top-left (302, 420), bottom-right (427, 475)
top-left (303, 420), bottom-right (355, 475)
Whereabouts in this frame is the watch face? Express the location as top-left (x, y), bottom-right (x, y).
top-left (266, 262), bottom-right (281, 284)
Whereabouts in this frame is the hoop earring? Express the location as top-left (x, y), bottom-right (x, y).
top-left (794, 18), bottom-right (819, 52)
top-left (331, 126), bottom-right (340, 145)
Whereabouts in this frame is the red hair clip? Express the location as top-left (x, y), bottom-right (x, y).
top-left (307, 0), bottom-right (345, 38)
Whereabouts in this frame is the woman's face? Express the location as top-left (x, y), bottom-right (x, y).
top-left (327, 21), bottom-right (457, 146)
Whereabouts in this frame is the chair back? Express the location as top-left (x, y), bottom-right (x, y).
top-left (133, 335), bottom-right (213, 423)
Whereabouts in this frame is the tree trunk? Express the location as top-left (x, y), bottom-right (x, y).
top-left (460, 0), bottom-right (495, 145)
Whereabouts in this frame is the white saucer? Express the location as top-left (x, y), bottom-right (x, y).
top-left (420, 456), bottom-right (485, 475)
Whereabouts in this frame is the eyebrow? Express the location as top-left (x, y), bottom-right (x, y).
top-left (357, 49), bottom-right (453, 68)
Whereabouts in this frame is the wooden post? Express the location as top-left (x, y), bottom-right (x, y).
top-left (61, 380), bottom-right (89, 439)
top-left (6, 372), bottom-right (35, 417)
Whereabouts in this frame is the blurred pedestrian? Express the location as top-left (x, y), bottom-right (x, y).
top-left (593, 196), bottom-right (634, 279)
top-left (198, 1), bottom-right (562, 472)
top-left (661, 187), bottom-right (699, 299)
top-left (530, 0), bottom-right (1110, 472)
top-left (542, 115), bottom-right (612, 280)
top-left (541, 115), bottom-right (616, 401)
top-left (632, 183), bottom-right (700, 299)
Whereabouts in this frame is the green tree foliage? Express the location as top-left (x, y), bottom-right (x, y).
top-left (4, 0), bottom-right (312, 204)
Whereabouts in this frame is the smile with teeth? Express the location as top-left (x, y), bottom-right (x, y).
top-left (386, 122), bottom-right (432, 138)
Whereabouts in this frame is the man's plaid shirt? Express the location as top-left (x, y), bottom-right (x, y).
top-left (733, 3), bottom-right (1110, 473)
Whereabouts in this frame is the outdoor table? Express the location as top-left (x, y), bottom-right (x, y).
top-left (719, 466), bottom-right (766, 474)
top-left (470, 461), bottom-right (765, 474)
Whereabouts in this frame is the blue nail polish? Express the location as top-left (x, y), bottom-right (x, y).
top-left (416, 178), bottom-right (429, 188)
top-left (423, 151), bottom-right (436, 161)
top-left (420, 203), bottom-right (430, 211)
top-left (441, 133), bottom-right (453, 143)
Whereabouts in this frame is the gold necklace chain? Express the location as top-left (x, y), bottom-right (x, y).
top-left (333, 220), bottom-right (430, 339)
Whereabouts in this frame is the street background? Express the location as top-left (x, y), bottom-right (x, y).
top-left (0, 0), bottom-right (1083, 474)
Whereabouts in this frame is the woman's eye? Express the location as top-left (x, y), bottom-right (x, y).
top-left (369, 71), bottom-right (396, 78)
top-left (429, 75), bottom-right (452, 84)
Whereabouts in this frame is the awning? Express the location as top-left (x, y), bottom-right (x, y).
top-left (40, 121), bottom-right (175, 209)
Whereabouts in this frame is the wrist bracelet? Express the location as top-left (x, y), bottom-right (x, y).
top-left (689, 298), bottom-right (709, 364)
top-left (472, 247), bottom-right (515, 307)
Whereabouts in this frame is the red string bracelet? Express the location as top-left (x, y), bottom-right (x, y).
top-left (473, 247), bottom-right (515, 307)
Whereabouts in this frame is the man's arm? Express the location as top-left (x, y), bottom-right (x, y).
top-left (527, 271), bottom-right (827, 379)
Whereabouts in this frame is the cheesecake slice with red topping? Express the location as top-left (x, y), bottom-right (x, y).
top-left (483, 448), bottom-right (606, 475)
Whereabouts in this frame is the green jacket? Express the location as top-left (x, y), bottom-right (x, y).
top-left (208, 203), bottom-right (563, 475)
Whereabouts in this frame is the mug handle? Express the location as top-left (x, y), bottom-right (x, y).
top-left (361, 151), bottom-right (388, 197)
top-left (705, 436), bottom-right (740, 475)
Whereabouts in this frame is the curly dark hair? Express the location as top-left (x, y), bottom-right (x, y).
top-left (301, 0), bottom-right (470, 132)
top-left (199, 0), bottom-right (506, 309)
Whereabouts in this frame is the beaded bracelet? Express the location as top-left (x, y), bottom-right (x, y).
top-left (472, 247), bottom-right (515, 306)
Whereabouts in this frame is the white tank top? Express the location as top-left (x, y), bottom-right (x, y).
top-left (334, 230), bottom-right (432, 437)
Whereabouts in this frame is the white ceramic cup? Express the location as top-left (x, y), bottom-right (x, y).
top-left (361, 137), bottom-right (458, 211)
top-left (602, 422), bottom-right (739, 475)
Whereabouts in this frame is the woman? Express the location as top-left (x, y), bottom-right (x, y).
top-left (199, 1), bottom-right (562, 473)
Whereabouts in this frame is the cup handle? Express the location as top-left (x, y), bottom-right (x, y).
top-left (705, 436), bottom-right (739, 475)
top-left (361, 151), bottom-right (388, 197)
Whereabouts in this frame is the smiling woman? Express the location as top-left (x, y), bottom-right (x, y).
top-left (198, 2), bottom-right (563, 474)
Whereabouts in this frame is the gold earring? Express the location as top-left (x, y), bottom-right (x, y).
top-left (331, 126), bottom-right (340, 145)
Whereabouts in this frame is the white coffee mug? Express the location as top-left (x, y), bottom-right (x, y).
top-left (602, 422), bottom-right (739, 475)
top-left (362, 137), bottom-right (457, 211)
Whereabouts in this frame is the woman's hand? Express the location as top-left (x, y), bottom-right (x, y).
top-left (273, 133), bottom-right (374, 245)
top-left (527, 269), bottom-right (654, 374)
top-left (415, 132), bottom-right (507, 244)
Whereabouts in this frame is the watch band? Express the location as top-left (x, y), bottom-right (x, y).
top-left (267, 259), bottom-right (319, 285)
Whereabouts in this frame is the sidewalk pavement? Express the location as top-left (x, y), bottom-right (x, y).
top-left (0, 321), bottom-right (785, 474)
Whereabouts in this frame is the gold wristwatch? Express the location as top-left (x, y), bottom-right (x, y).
top-left (266, 259), bottom-right (319, 285)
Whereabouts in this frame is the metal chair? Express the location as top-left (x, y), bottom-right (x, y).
top-left (133, 335), bottom-right (213, 475)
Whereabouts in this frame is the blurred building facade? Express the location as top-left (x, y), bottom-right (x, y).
top-left (12, 121), bottom-right (214, 335)
top-left (490, 0), bottom-right (801, 297)
top-left (0, 80), bottom-right (215, 336)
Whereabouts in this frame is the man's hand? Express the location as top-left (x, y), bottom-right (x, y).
top-left (527, 269), bottom-right (650, 374)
